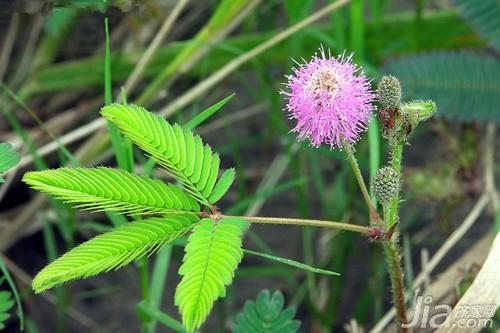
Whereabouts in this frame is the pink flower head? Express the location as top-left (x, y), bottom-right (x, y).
top-left (282, 48), bottom-right (375, 149)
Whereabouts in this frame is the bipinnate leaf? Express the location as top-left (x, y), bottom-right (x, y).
top-left (0, 143), bottom-right (20, 183)
top-left (175, 217), bottom-right (248, 332)
top-left (232, 290), bottom-right (300, 333)
top-left (33, 214), bottom-right (198, 293)
top-left (101, 104), bottom-right (233, 205)
top-left (23, 167), bottom-right (200, 215)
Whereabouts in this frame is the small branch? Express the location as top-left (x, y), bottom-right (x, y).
top-left (342, 139), bottom-right (384, 225)
top-left (222, 214), bottom-right (374, 235)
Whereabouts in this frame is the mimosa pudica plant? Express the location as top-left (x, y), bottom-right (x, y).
top-left (24, 49), bottom-right (436, 333)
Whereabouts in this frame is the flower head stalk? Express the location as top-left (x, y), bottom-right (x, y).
top-left (282, 48), bottom-right (375, 149)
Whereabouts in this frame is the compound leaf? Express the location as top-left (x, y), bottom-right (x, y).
top-left (175, 217), bottom-right (248, 332)
top-left (101, 104), bottom-right (233, 205)
top-left (33, 214), bottom-right (198, 293)
top-left (233, 290), bottom-right (300, 333)
top-left (23, 167), bottom-right (200, 215)
top-left (385, 51), bottom-right (500, 121)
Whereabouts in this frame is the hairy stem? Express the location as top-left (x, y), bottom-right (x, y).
top-left (342, 139), bottom-right (383, 225)
top-left (383, 240), bottom-right (408, 331)
top-left (389, 142), bottom-right (403, 227)
top-left (384, 140), bottom-right (408, 331)
top-left (222, 215), bottom-right (374, 235)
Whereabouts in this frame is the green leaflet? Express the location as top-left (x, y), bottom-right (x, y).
top-left (0, 259), bottom-right (24, 331)
top-left (208, 168), bottom-right (235, 203)
top-left (23, 167), bottom-right (200, 215)
top-left (101, 104), bottom-right (234, 205)
top-left (0, 283), bottom-right (14, 330)
top-left (33, 215), bottom-right (198, 293)
top-left (232, 290), bottom-right (300, 333)
top-left (0, 143), bottom-right (20, 183)
top-left (175, 217), bottom-right (248, 333)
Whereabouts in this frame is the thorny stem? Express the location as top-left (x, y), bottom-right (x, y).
top-left (342, 139), bottom-right (384, 225)
top-left (221, 215), bottom-right (375, 236)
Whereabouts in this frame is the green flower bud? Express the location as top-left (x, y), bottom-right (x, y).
top-left (401, 100), bottom-right (437, 128)
top-left (377, 75), bottom-right (402, 111)
top-left (373, 166), bottom-right (399, 203)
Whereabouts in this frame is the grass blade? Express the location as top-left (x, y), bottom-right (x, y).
top-left (137, 301), bottom-right (199, 333)
top-left (104, 18), bottom-right (133, 172)
top-left (243, 249), bottom-right (340, 276)
top-left (184, 93), bottom-right (235, 130)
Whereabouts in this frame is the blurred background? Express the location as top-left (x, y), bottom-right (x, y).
top-left (0, 0), bottom-right (499, 332)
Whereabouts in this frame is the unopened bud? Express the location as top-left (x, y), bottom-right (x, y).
top-left (373, 166), bottom-right (399, 203)
top-left (401, 100), bottom-right (436, 128)
top-left (377, 75), bottom-right (402, 111)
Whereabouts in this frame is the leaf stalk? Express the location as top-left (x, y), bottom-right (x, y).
top-left (222, 215), bottom-right (374, 236)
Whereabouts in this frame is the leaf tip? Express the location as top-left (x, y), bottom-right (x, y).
top-left (31, 275), bottom-right (49, 294)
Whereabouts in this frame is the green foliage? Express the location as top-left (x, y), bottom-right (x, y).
top-left (48, 0), bottom-right (107, 12)
top-left (102, 104), bottom-right (235, 205)
top-left (25, 104), bottom-right (244, 331)
top-left (0, 143), bottom-right (20, 184)
top-left (208, 168), bottom-right (236, 204)
top-left (242, 249), bottom-right (339, 276)
top-left (453, 0), bottom-right (500, 51)
top-left (385, 52), bottom-right (500, 121)
top-left (184, 94), bottom-right (235, 130)
top-left (0, 260), bottom-right (23, 331)
top-left (175, 218), bottom-right (248, 333)
top-left (23, 167), bottom-right (200, 215)
top-left (232, 290), bottom-right (300, 333)
top-left (0, 278), bottom-right (14, 330)
top-left (33, 214), bottom-right (198, 293)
